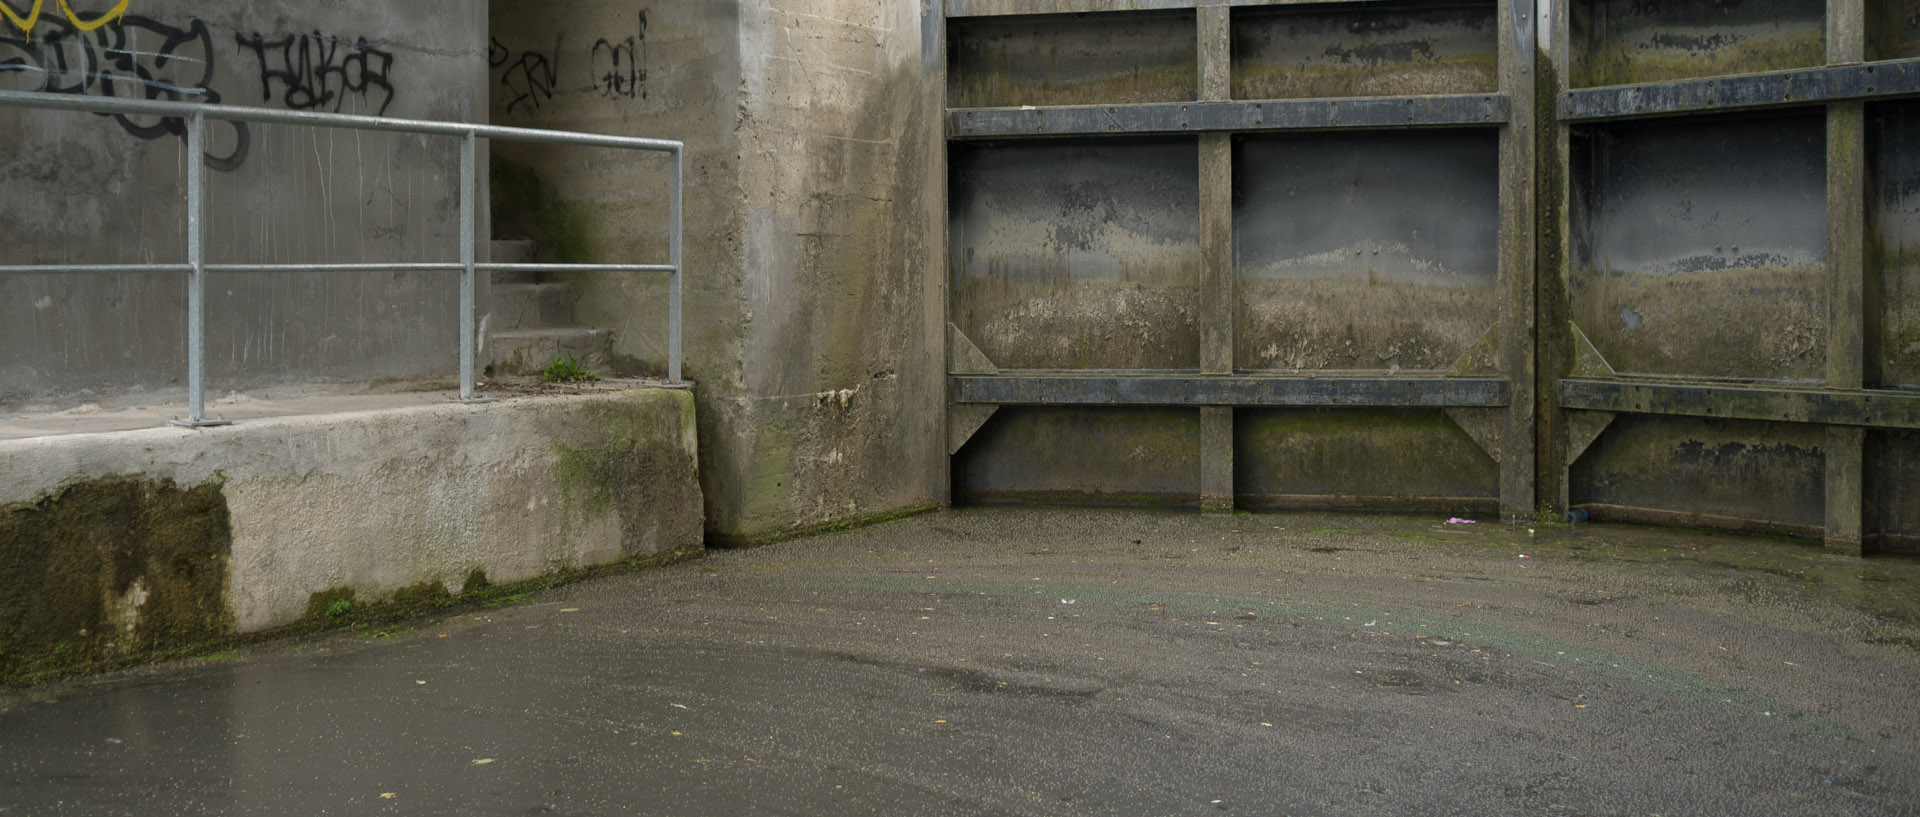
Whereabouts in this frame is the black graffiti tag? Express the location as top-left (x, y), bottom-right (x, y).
top-left (492, 35), bottom-right (560, 114)
top-left (590, 11), bottom-right (646, 100)
top-left (0, 15), bottom-right (251, 171)
top-left (236, 31), bottom-right (396, 116)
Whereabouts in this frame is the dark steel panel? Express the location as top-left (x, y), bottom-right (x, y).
top-left (1232, 1), bottom-right (1497, 99)
top-left (949, 140), bottom-right (1201, 370)
top-left (1235, 408), bottom-right (1498, 508)
top-left (1562, 59), bottom-right (1920, 121)
top-left (1235, 130), bottom-right (1499, 372)
top-left (1559, 379), bottom-right (1920, 429)
top-left (948, 95), bottom-right (1508, 138)
top-left (954, 407), bottom-right (1201, 505)
top-left (1867, 430), bottom-right (1920, 548)
top-left (948, 11), bottom-right (1195, 108)
top-left (1570, 113), bottom-right (1827, 381)
top-left (1570, 415), bottom-right (1826, 530)
top-left (1875, 99), bottom-right (1920, 388)
top-left (952, 374), bottom-right (1509, 406)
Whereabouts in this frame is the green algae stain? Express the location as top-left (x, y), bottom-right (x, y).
top-left (0, 476), bottom-right (235, 685)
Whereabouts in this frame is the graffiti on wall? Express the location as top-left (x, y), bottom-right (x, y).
top-left (0, 13), bottom-right (250, 170)
top-left (236, 30), bottom-right (396, 115)
top-left (493, 9), bottom-right (648, 116)
top-left (0, 8), bottom-right (403, 170)
top-left (2, 0), bottom-right (130, 34)
top-left (489, 35), bottom-right (560, 115)
top-left (590, 11), bottom-right (646, 100)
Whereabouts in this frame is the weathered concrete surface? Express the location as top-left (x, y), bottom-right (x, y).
top-left (1569, 0), bottom-right (1825, 87)
top-left (0, 1), bottom-right (489, 408)
top-left (1231, 2), bottom-right (1497, 99)
top-left (947, 10), bottom-right (1196, 108)
top-left (2, 507), bottom-right (1917, 815)
top-left (1571, 113), bottom-right (1827, 381)
top-left (1235, 131), bottom-right (1498, 373)
top-left (950, 139), bottom-right (1200, 370)
top-left (0, 388), bottom-right (702, 671)
top-left (492, 0), bottom-right (944, 543)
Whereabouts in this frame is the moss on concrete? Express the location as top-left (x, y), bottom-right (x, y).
top-left (551, 391), bottom-right (704, 557)
top-left (0, 476), bottom-right (234, 686)
top-left (304, 587), bottom-right (357, 621)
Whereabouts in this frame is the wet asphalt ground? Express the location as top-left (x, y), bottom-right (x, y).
top-left (3, 507), bottom-right (1919, 817)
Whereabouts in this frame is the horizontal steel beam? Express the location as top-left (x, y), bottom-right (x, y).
top-left (1559, 379), bottom-right (1920, 429)
top-left (952, 374), bottom-right (1510, 407)
top-left (1560, 58), bottom-right (1920, 122)
top-left (951, 95), bottom-right (1507, 138)
top-left (948, 0), bottom-right (1391, 16)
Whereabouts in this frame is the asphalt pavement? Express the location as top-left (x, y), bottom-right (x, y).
top-left (3, 507), bottom-right (1918, 816)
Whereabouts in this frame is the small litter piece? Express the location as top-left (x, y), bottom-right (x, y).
top-left (1445, 517), bottom-right (1477, 525)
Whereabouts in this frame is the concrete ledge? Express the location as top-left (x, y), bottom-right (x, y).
top-left (0, 388), bottom-right (701, 674)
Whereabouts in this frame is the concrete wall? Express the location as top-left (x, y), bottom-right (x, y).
top-left (0, 1), bottom-right (488, 408)
top-left (488, 0), bottom-right (945, 544)
top-left (0, 388), bottom-right (702, 679)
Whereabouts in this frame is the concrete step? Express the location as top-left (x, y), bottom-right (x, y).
top-left (490, 282), bottom-right (579, 330)
top-left (487, 328), bottom-right (612, 376)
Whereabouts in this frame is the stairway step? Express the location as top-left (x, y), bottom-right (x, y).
top-left (490, 282), bottom-right (579, 330)
top-left (487, 328), bottom-right (613, 376)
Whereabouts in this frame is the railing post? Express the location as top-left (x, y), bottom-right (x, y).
top-left (455, 129), bottom-right (491, 404)
top-left (669, 145), bottom-right (683, 384)
top-left (171, 110), bottom-right (229, 427)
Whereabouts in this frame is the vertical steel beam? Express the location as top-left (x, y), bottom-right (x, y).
top-left (1198, 4), bottom-right (1235, 512)
top-left (1537, 0), bottom-right (1574, 513)
top-left (1825, 0), bottom-right (1868, 552)
top-left (1496, 0), bottom-right (1539, 520)
top-left (669, 145), bottom-right (684, 384)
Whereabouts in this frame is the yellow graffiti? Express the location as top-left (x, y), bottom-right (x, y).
top-left (57, 0), bottom-right (127, 31)
top-left (0, 1), bottom-right (45, 33)
top-left (3, 0), bottom-right (131, 33)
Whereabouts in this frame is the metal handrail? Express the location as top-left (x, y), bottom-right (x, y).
top-left (0, 89), bottom-right (684, 426)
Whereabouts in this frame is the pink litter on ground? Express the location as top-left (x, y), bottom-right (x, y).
top-left (1446, 517), bottom-right (1477, 525)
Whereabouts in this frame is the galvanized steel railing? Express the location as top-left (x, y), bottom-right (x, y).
top-left (0, 88), bottom-right (683, 427)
